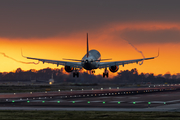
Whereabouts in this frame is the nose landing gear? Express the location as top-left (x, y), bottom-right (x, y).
top-left (73, 68), bottom-right (79, 78)
top-left (103, 68), bottom-right (108, 78)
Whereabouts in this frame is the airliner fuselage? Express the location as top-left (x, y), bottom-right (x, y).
top-left (81, 50), bottom-right (101, 70)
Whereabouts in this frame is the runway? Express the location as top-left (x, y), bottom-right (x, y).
top-left (1, 84), bottom-right (180, 111)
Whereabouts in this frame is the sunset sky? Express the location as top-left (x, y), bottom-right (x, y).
top-left (0, 0), bottom-right (180, 76)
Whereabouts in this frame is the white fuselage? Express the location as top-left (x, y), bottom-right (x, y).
top-left (81, 49), bottom-right (101, 70)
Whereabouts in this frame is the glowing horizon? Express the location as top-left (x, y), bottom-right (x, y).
top-left (0, 22), bottom-right (180, 77)
top-left (0, 36), bottom-right (179, 77)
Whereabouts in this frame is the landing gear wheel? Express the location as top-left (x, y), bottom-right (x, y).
top-left (103, 73), bottom-right (108, 78)
top-left (77, 72), bottom-right (79, 78)
top-left (103, 73), bottom-right (105, 78)
top-left (73, 72), bottom-right (79, 78)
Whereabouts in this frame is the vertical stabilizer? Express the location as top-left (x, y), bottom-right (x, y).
top-left (86, 33), bottom-right (89, 58)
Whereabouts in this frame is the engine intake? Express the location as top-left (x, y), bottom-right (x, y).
top-left (65, 66), bottom-right (74, 72)
top-left (109, 65), bottom-right (119, 73)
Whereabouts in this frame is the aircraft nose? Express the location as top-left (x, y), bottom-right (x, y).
top-left (86, 60), bottom-right (88, 63)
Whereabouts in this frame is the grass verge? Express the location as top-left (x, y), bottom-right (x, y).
top-left (0, 111), bottom-right (180, 120)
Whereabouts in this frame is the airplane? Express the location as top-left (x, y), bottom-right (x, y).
top-left (22, 33), bottom-right (159, 78)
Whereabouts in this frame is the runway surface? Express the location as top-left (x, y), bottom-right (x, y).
top-left (1, 84), bottom-right (180, 111)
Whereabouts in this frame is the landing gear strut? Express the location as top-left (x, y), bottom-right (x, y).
top-left (103, 68), bottom-right (108, 78)
top-left (73, 69), bottom-right (79, 78)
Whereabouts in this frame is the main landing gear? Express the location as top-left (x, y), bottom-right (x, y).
top-left (92, 70), bottom-right (95, 74)
top-left (103, 68), bottom-right (108, 78)
top-left (73, 69), bottom-right (79, 78)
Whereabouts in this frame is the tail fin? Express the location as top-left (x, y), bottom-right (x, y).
top-left (86, 33), bottom-right (89, 58)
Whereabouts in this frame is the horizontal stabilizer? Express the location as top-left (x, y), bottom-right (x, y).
top-left (62, 58), bottom-right (82, 62)
top-left (99, 58), bottom-right (112, 61)
top-left (95, 58), bottom-right (112, 61)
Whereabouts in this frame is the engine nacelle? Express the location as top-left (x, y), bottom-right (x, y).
top-left (65, 66), bottom-right (74, 72)
top-left (109, 65), bottom-right (119, 73)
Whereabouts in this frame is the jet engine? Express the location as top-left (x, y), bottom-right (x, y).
top-left (109, 65), bottom-right (119, 73)
top-left (65, 66), bottom-right (74, 72)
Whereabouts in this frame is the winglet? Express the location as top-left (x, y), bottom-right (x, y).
top-left (86, 33), bottom-right (89, 58)
top-left (155, 48), bottom-right (160, 58)
top-left (21, 49), bottom-right (26, 58)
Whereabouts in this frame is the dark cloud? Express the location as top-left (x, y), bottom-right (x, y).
top-left (120, 29), bottom-right (180, 44)
top-left (1, 0), bottom-right (180, 39)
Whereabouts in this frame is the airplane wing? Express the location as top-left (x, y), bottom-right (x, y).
top-left (23, 56), bottom-right (82, 68)
top-left (98, 55), bottom-right (158, 69)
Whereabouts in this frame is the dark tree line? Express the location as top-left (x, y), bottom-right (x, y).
top-left (0, 67), bottom-right (180, 84)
